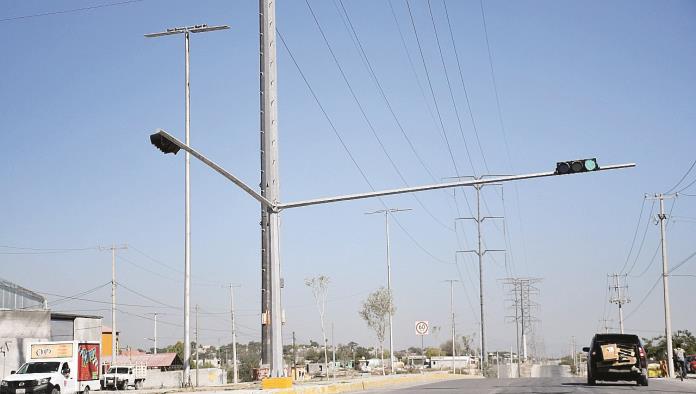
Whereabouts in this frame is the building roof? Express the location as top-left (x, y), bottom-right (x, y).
top-left (51, 312), bottom-right (103, 320)
top-left (110, 353), bottom-right (182, 368)
top-left (0, 277), bottom-right (46, 310)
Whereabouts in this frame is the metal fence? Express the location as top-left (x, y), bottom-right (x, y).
top-left (0, 278), bottom-right (47, 310)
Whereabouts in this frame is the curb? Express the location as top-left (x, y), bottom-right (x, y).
top-left (269, 372), bottom-right (480, 394)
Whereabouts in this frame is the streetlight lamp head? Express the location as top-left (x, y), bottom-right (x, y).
top-left (150, 131), bottom-right (180, 154)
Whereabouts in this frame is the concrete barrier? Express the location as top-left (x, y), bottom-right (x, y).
top-left (144, 368), bottom-right (225, 389)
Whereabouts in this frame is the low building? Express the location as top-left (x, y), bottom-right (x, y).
top-left (112, 352), bottom-right (183, 371)
top-left (430, 355), bottom-right (477, 370)
top-left (0, 278), bottom-right (103, 375)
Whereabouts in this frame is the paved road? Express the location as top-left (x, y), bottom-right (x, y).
top-left (369, 377), bottom-right (696, 394)
top-left (368, 365), bottom-right (696, 393)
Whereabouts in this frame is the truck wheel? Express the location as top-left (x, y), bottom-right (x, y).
top-left (83, 386), bottom-right (90, 394)
top-left (51, 388), bottom-right (60, 394)
top-left (118, 382), bottom-right (126, 390)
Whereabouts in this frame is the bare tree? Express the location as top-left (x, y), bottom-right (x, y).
top-left (359, 287), bottom-right (395, 375)
top-left (305, 276), bottom-right (330, 377)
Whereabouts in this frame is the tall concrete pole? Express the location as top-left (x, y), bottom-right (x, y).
top-left (444, 280), bottom-right (457, 374)
top-left (183, 30), bottom-right (192, 386)
top-left (385, 211), bottom-right (394, 374)
top-left (658, 195), bottom-right (674, 378)
top-left (259, 0), bottom-right (283, 376)
top-left (111, 244), bottom-right (117, 364)
top-left (476, 185), bottom-right (486, 372)
top-left (366, 208), bottom-right (411, 374)
top-left (230, 285), bottom-right (239, 384)
top-left (154, 313), bottom-right (158, 354)
top-left (195, 304), bottom-right (199, 387)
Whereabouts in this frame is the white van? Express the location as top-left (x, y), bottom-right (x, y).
top-left (0, 341), bottom-right (101, 394)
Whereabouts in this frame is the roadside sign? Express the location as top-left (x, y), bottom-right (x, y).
top-left (415, 320), bottom-right (429, 336)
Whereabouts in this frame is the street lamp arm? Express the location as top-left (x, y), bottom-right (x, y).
top-left (278, 163), bottom-right (636, 210)
top-left (151, 129), bottom-right (275, 210)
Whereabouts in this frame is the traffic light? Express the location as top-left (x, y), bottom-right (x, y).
top-left (555, 158), bottom-right (599, 175)
top-left (150, 133), bottom-right (181, 154)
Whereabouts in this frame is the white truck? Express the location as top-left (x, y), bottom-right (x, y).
top-left (101, 365), bottom-right (145, 390)
top-left (0, 341), bottom-right (101, 394)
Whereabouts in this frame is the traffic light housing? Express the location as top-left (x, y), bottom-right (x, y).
top-left (150, 133), bottom-right (181, 154)
top-left (555, 158), bottom-right (599, 175)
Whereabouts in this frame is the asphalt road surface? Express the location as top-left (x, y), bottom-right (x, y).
top-left (368, 366), bottom-right (696, 393)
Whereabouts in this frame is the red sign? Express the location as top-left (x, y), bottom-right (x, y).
top-left (77, 344), bottom-right (100, 381)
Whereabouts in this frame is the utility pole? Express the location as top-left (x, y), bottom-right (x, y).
top-left (598, 318), bottom-right (613, 334)
top-left (444, 280), bottom-right (458, 374)
top-left (608, 273), bottom-right (630, 334)
top-left (195, 304), bottom-right (199, 387)
top-left (229, 284), bottom-right (240, 384)
top-left (454, 179), bottom-right (505, 375)
top-left (144, 23), bottom-right (229, 386)
top-left (332, 322), bottom-right (336, 380)
top-left (366, 208), bottom-right (412, 374)
top-left (154, 312), bottom-right (158, 354)
top-left (101, 244), bottom-right (127, 365)
top-left (502, 278), bottom-right (540, 375)
top-left (258, 0), bottom-right (283, 376)
top-left (292, 332), bottom-right (297, 368)
top-left (571, 336), bottom-right (576, 375)
top-left (646, 193), bottom-right (677, 378)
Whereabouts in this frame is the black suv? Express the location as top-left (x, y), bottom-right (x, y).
top-left (583, 333), bottom-right (648, 386)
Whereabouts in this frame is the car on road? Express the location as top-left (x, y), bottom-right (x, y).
top-left (583, 333), bottom-right (648, 386)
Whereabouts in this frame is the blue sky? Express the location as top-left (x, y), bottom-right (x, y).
top-left (1, 0), bottom-right (695, 357)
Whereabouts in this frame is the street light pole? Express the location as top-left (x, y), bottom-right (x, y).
top-left (144, 23), bottom-right (229, 386)
top-left (443, 280), bottom-right (458, 374)
top-left (229, 284), bottom-right (240, 384)
top-left (366, 208), bottom-right (412, 374)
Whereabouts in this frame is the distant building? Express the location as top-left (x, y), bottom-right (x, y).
top-left (0, 278), bottom-right (103, 375)
top-left (112, 352), bottom-right (183, 371)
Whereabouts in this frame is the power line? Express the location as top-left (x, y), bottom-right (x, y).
top-left (277, 28), bottom-right (451, 265)
top-left (442, 0), bottom-right (488, 173)
top-left (665, 159), bottom-right (696, 194)
top-left (0, 245), bottom-right (98, 255)
top-left (426, 0), bottom-right (477, 176)
top-left (676, 175), bottom-right (696, 194)
top-left (48, 281), bottom-right (112, 308)
top-left (310, 0), bottom-right (453, 233)
top-left (624, 275), bottom-right (661, 321)
top-left (623, 200), bottom-right (656, 275)
top-left (117, 281), bottom-right (181, 310)
top-left (405, 0), bottom-right (468, 209)
top-left (617, 198), bottom-right (647, 273)
top-left (477, 0), bottom-right (530, 275)
top-left (0, 0), bottom-right (146, 23)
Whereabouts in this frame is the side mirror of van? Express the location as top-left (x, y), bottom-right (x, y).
top-left (582, 347), bottom-right (590, 352)
top-left (10, 371), bottom-right (15, 375)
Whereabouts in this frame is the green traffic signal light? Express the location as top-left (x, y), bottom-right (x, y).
top-left (555, 158), bottom-right (599, 175)
top-left (584, 158), bottom-right (598, 171)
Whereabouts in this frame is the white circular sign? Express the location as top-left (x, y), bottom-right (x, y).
top-left (415, 320), bottom-right (429, 335)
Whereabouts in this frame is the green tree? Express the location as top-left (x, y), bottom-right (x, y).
top-left (642, 330), bottom-right (696, 360)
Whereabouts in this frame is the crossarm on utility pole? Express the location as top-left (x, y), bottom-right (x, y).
top-left (278, 163), bottom-right (636, 210)
top-left (152, 129), bottom-right (275, 210)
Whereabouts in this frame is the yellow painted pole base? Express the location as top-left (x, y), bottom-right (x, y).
top-left (261, 377), bottom-right (293, 389)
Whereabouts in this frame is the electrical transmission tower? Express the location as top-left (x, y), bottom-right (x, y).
top-left (502, 277), bottom-right (542, 374)
top-left (608, 273), bottom-right (630, 334)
